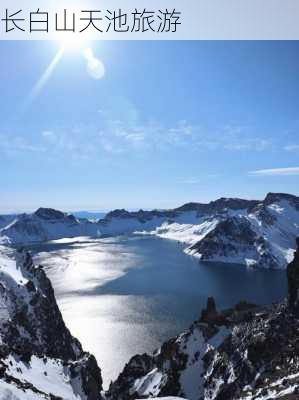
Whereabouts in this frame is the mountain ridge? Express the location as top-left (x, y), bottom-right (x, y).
top-left (1, 192), bottom-right (299, 269)
top-left (0, 246), bottom-right (103, 399)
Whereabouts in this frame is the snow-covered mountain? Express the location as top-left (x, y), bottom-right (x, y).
top-left (0, 246), bottom-right (103, 399)
top-left (99, 193), bottom-right (299, 269)
top-left (1, 193), bottom-right (299, 269)
top-left (0, 207), bottom-right (100, 244)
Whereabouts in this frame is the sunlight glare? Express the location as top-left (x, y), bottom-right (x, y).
top-left (59, 34), bottom-right (90, 52)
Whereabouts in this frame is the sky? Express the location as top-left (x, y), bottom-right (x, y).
top-left (0, 40), bottom-right (299, 212)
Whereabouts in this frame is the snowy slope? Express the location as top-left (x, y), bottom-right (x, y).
top-left (136, 398), bottom-right (187, 400)
top-left (187, 195), bottom-right (299, 269)
top-left (107, 309), bottom-right (230, 400)
top-left (109, 296), bottom-right (299, 400)
top-left (0, 214), bottom-right (16, 230)
top-left (0, 246), bottom-right (103, 400)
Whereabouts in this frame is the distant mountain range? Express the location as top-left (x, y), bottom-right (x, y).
top-left (1, 192), bottom-right (299, 269)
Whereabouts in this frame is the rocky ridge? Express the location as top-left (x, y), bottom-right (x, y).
top-left (0, 246), bottom-right (103, 399)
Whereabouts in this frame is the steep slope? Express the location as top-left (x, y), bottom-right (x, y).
top-left (0, 214), bottom-right (16, 230)
top-left (187, 193), bottom-right (299, 268)
top-left (0, 246), bottom-right (103, 399)
top-left (107, 242), bottom-right (299, 400)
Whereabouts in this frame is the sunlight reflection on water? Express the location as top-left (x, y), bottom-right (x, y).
top-left (29, 236), bottom-right (287, 388)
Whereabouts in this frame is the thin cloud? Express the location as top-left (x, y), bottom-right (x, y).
top-left (285, 144), bottom-right (299, 152)
top-left (250, 167), bottom-right (299, 176)
top-left (182, 177), bottom-right (201, 184)
top-left (0, 135), bottom-right (46, 155)
top-left (224, 139), bottom-right (270, 152)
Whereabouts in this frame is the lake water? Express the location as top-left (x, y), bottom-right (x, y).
top-left (27, 235), bottom-right (287, 388)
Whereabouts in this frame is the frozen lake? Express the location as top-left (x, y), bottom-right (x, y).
top-left (27, 235), bottom-right (287, 388)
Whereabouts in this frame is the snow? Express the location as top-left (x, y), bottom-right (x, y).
top-left (0, 247), bottom-right (92, 400)
top-left (179, 326), bottom-right (230, 400)
top-left (0, 213), bottom-right (100, 245)
top-left (145, 217), bottom-right (219, 246)
top-left (136, 398), bottom-right (187, 400)
top-left (132, 368), bottom-right (164, 397)
top-left (0, 245), bottom-right (27, 285)
top-left (179, 328), bottom-right (206, 399)
top-left (2, 354), bottom-right (85, 400)
top-left (0, 382), bottom-right (44, 399)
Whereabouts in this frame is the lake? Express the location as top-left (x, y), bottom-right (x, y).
top-left (27, 235), bottom-right (287, 388)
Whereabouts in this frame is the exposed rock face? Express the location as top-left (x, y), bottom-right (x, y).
top-left (264, 192), bottom-right (299, 210)
top-left (0, 247), bottom-right (103, 399)
top-left (174, 198), bottom-right (259, 215)
top-left (188, 216), bottom-right (279, 269)
top-left (0, 214), bottom-right (16, 229)
top-left (200, 297), bottom-right (227, 326)
top-left (103, 209), bottom-right (177, 223)
top-left (106, 298), bottom-right (232, 400)
top-left (203, 303), bottom-right (299, 399)
top-left (34, 208), bottom-right (67, 220)
top-left (287, 237), bottom-right (299, 309)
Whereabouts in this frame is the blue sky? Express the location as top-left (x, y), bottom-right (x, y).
top-left (0, 40), bottom-right (299, 212)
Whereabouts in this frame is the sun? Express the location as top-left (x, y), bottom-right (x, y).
top-left (59, 35), bottom-right (89, 52)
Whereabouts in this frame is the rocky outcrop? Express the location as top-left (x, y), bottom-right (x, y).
top-left (108, 296), bottom-right (299, 400)
top-left (263, 192), bottom-right (299, 210)
top-left (187, 216), bottom-right (279, 268)
top-left (174, 198), bottom-right (259, 215)
top-left (103, 209), bottom-right (177, 223)
top-left (287, 237), bottom-right (299, 309)
top-left (0, 248), bottom-right (103, 399)
top-left (108, 246), bottom-right (299, 399)
top-left (106, 297), bottom-right (233, 400)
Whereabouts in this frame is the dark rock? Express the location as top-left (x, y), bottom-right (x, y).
top-left (287, 237), bottom-right (299, 309)
top-left (201, 297), bottom-right (227, 326)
